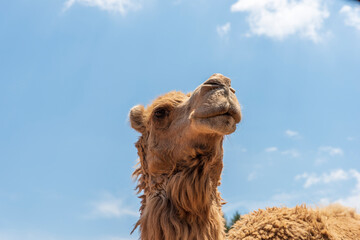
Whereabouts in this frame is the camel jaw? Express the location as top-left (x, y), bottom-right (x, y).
top-left (192, 108), bottom-right (239, 135)
top-left (194, 114), bottom-right (237, 135)
top-left (191, 100), bottom-right (241, 135)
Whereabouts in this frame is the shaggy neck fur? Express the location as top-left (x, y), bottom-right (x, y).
top-left (132, 134), bottom-right (226, 240)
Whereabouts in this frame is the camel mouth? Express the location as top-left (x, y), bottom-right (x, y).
top-left (210, 111), bottom-right (240, 123)
top-left (192, 109), bottom-right (239, 135)
top-left (194, 108), bottom-right (241, 124)
top-left (190, 83), bottom-right (241, 135)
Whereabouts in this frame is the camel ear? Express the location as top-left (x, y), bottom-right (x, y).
top-left (129, 105), bottom-right (146, 133)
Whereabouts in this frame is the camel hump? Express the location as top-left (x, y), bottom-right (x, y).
top-left (227, 205), bottom-right (360, 240)
top-left (320, 204), bottom-right (360, 240)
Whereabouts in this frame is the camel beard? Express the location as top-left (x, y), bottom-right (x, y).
top-left (132, 134), bottom-right (226, 240)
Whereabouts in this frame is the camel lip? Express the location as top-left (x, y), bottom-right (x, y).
top-left (214, 111), bottom-right (240, 123)
top-left (194, 110), bottom-right (240, 124)
top-left (225, 110), bottom-right (241, 123)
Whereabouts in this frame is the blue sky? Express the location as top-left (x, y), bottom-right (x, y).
top-left (1, 0), bottom-right (360, 239)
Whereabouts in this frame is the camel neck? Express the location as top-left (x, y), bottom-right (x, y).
top-left (134, 152), bottom-right (226, 240)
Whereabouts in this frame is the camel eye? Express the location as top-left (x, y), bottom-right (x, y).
top-left (154, 108), bottom-right (168, 119)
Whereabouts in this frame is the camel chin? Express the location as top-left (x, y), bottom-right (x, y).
top-left (193, 114), bottom-right (237, 135)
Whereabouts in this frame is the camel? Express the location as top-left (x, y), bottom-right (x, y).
top-left (129, 73), bottom-right (360, 240)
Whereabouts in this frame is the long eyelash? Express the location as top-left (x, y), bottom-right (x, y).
top-left (154, 108), bottom-right (169, 118)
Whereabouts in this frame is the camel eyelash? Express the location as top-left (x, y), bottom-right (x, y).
top-left (153, 107), bottom-right (170, 119)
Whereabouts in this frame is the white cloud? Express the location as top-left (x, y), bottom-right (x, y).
top-left (336, 170), bottom-right (360, 211)
top-left (227, 169), bottom-right (360, 214)
top-left (296, 169), bottom-right (350, 188)
top-left (223, 191), bottom-right (301, 214)
top-left (315, 146), bottom-right (343, 165)
top-left (230, 0), bottom-right (329, 42)
top-left (337, 193), bottom-right (360, 211)
top-left (217, 22), bottom-right (231, 38)
top-left (63, 0), bottom-right (142, 15)
top-left (281, 149), bottom-right (300, 158)
top-left (88, 193), bottom-right (139, 219)
top-left (295, 169), bottom-right (360, 211)
top-left (340, 5), bottom-right (360, 31)
top-left (323, 169), bottom-right (349, 182)
top-left (285, 129), bottom-right (299, 138)
top-left (318, 146), bottom-right (344, 156)
top-left (349, 169), bottom-right (360, 191)
top-left (295, 172), bottom-right (320, 188)
top-left (265, 147), bottom-right (278, 152)
top-left (226, 169), bottom-right (360, 214)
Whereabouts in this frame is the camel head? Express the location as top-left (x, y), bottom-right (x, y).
top-left (129, 73), bottom-right (241, 240)
top-left (130, 73), bottom-right (241, 175)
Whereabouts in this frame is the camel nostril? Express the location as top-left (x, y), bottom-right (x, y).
top-left (203, 79), bottom-right (223, 87)
top-left (202, 80), bottom-right (235, 94)
top-left (201, 81), bottom-right (223, 93)
top-left (203, 74), bottom-right (231, 88)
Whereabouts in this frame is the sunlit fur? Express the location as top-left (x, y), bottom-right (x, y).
top-left (131, 91), bottom-right (227, 240)
top-left (129, 73), bottom-right (241, 240)
top-left (228, 204), bottom-right (360, 240)
top-left (130, 74), bottom-right (360, 240)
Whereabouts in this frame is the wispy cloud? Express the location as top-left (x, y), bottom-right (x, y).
top-left (334, 169), bottom-right (360, 211)
top-left (334, 170), bottom-right (360, 211)
top-left (315, 146), bottom-right (343, 165)
top-left (217, 22), bottom-right (231, 39)
top-left (285, 129), bottom-right (299, 138)
top-left (223, 191), bottom-right (301, 214)
top-left (226, 169), bottom-right (360, 214)
top-left (337, 194), bottom-right (360, 211)
top-left (264, 146), bottom-right (299, 157)
top-left (265, 147), bottom-right (278, 152)
top-left (230, 0), bottom-right (329, 42)
top-left (318, 146), bottom-right (343, 156)
top-left (281, 149), bottom-right (300, 158)
top-left (247, 171), bottom-right (257, 181)
top-left (87, 193), bottom-right (139, 219)
top-left (279, 169), bottom-right (360, 211)
top-left (63, 0), bottom-right (142, 15)
top-left (340, 5), bottom-right (360, 31)
top-left (295, 169), bottom-right (350, 188)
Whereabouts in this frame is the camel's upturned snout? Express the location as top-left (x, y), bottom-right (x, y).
top-left (203, 73), bottom-right (232, 88)
top-left (191, 74), bottom-right (241, 135)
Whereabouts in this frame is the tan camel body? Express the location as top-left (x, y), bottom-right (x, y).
top-left (129, 74), bottom-right (360, 240)
top-left (228, 204), bottom-right (360, 240)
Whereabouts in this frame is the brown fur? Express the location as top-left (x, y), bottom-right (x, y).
top-left (130, 74), bottom-right (241, 240)
top-left (132, 128), bottom-right (226, 240)
top-left (228, 204), bottom-right (360, 240)
top-left (130, 74), bottom-right (360, 240)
